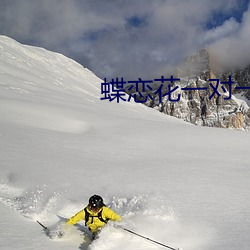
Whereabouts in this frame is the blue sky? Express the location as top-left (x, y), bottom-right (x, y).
top-left (206, 0), bottom-right (249, 28)
top-left (0, 0), bottom-right (249, 79)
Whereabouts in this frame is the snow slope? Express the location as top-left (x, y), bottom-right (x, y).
top-left (0, 35), bottom-right (249, 250)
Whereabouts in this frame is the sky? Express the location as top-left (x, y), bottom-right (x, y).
top-left (0, 0), bottom-right (249, 80)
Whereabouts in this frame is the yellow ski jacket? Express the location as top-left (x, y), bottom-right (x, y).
top-left (67, 206), bottom-right (121, 233)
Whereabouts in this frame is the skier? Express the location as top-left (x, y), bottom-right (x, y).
top-left (66, 194), bottom-right (121, 239)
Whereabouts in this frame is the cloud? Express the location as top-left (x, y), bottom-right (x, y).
top-left (0, 0), bottom-right (249, 79)
top-left (200, 18), bottom-right (240, 45)
top-left (209, 3), bottom-right (250, 69)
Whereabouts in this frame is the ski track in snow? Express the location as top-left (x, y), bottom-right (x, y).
top-left (0, 99), bottom-right (91, 134)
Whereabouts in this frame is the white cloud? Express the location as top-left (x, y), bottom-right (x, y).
top-left (0, 0), bottom-right (248, 78)
top-left (209, 4), bottom-right (250, 69)
top-left (201, 18), bottom-right (240, 45)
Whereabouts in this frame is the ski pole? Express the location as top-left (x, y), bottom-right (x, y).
top-left (122, 227), bottom-right (180, 250)
top-left (37, 220), bottom-right (48, 231)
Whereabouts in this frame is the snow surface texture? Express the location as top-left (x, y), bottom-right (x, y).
top-left (0, 35), bottom-right (250, 250)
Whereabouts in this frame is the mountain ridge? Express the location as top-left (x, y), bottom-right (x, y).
top-left (127, 48), bottom-right (250, 130)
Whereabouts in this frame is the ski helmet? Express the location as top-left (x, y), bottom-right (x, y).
top-left (89, 195), bottom-right (104, 210)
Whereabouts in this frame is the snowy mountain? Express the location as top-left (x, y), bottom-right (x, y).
top-left (0, 36), bottom-right (250, 250)
top-left (176, 49), bottom-right (250, 129)
top-left (221, 65), bottom-right (250, 101)
top-left (128, 49), bottom-right (250, 130)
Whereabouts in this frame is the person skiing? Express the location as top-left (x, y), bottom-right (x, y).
top-left (66, 194), bottom-right (121, 239)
